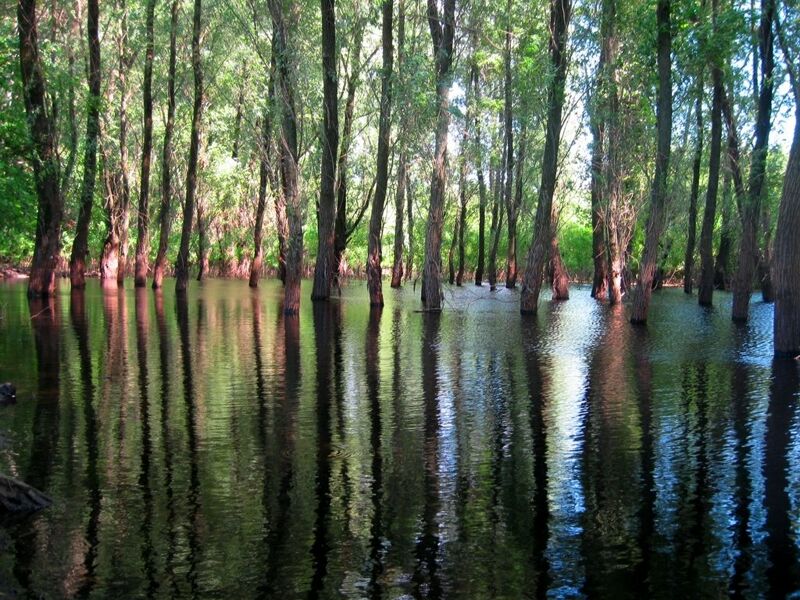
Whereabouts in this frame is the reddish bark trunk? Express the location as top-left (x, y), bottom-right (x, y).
top-left (250, 60), bottom-right (275, 288)
top-left (391, 156), bottom-right (407, 288)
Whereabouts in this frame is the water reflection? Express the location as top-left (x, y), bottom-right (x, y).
top-left (0, 281), bottom-right (797, 599)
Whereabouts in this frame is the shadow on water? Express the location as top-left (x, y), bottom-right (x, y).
top-left (412, 313), bottom-right (443, 599)
top-left (12, 297), bottom-right (60, 593)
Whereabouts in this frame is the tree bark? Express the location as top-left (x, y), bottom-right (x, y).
top-left (311, 0), bottom-right (340, 301)
top-left (390, 155), bottom-right (406, 288)
top-left (684, 73), bottom-right (703, 295)
top-left (520, 0), bottom-right (572, 314)
top-left (772, 10), bottom-right (800, 356)
top-left (390, 0), bottom-right (407, 289)
top-left (472, 64), bottom-right (487, 286)
top-left (714, 165), bottom-right (733, 289)
top-left (405, 170), bottom-right (414, 281)
top-left (333, 19), bottom-right (366, 281)
top-left (487, 143), bottom-right (504, 291)
top-left (175, 0), bottom-right (204, 293)
top-left (503, 0), bottom-right (516, 289)
top-left (549, 207), bottom-right (569, 300)
top-left (456, 137), bottom-right (467, 287)
top-left (628, 0), bottom-right (672, 324)
top-left (698, 31), bottom-right (723, 307)
top-left (115, 3), bottom-right (132, 287)
top-left (134, 0), bottom-right (156, 287)
top-left (69, 0), bottom-right (101, 290)
top-left (270, 0), bottom-right (302, 314)
top-left (19, 0), bottom-right (63, 298)
top-left (420, 0), bottom-right (456, 311)
top-left (731, 0), bottom-right (775, 322)
top-left (249, 54), bottom-right (276, 288)
top-left (589, 118), bottom-right (607, 300)
top-left (152, 0), bottom-right (178, 289)
top-left (366, 0), bottom-right (393, 307)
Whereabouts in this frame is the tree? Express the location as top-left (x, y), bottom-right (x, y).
top-left (367, 0), bottom-right (393, 307)
top-left (421, 0), bottom-right (456, 311)
top-left (772, 6), bottom-right (799, 356)
top-left (698, 0), bottom-right (723, 307)
top-left (69, 0), bottom-right (101, 289)
top-left (390, 0), bottom-right (407, 289)
top-left (152, 0), bottom-right (178, 289)
top-left (133, 0), bottom-right (155, 287)
top-left (503, 0), bottom-right (517, 289)
top-left (520, 0), bottom-right (572, 314)
top-left (175, 0), bottom-right (204, 292)
top-left (311, 0), bottom-right (339, 301)
top-left (18, 0), bottom-right (63, 297)
top-left (731, 0), bottom-right (775, 322)
top-left (628, 0), bottom-right (672, 324)
top-left (270, 0), bottom-right (302, 314)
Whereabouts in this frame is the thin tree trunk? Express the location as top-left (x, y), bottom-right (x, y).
top-left (334, 19), bottom-right (366, 281)
top-left (134, 0), bottom-right (155, 287)
top-left (589, 118), bottom-right (607, 299)
top-left (714, 164), bottom-right (733, 289)
top-left (175, 0), bottom-right (204, 293)
top-left (196, 197), bottom-right (208, 281)
top-left (473, 64), bottom-right (487, 286)
top-left (520, 0), bottom-right (572, 314)
top-left (115, 1), bottom-right (132, 287)
top-left (759, 201), bottom-right (774, 302)
top-left (99, 137), bottom-right (123, 288)
top-left (772, 10), bottom-right (799, 355)
top-left (456, 137), bottom-right (467, 287)
top-left (367, 0), bottom-right (393, 307)
top-left (628, 0), bottom-right (672, 324)
top-left (249, 55), bottom-right (276, 288)
top-left (311, 0), bottom-right (340, 301)
top-left (503, 0), bottom-right (516, 289)
top-left (152, 0), bottom-right (178, 289)
top-left (391, 155), bottom-right (406, 287)
top-left (731, 0), bottom-right (775, 322)
top-left (273, 157), bottom-right (288, 284)
top-left (270, 0), bottom-right (302, 314)
top-left (405, 171), bottom-right (414, 280)
top-left (549, 206), bottom-right (569, 300)
top-left (20, 0), bottom-right (63, 297)
top-left (698, 31), bottom-right (723, 306)
top-left (420, 0), bottom-right (456, 311)
top-left (684, 72), bottom-right (703, 295)
top-left (488, 163), bottom-right (504, 291)
top-left (448, 210), bottom-right (457, 286)
top-left (390, 0), bottom-right (407, 289)
top-left (69, 0), bottom-right (100, 290)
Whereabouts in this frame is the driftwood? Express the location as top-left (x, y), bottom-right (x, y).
top-left (0, 474), bottom-right (52, 515)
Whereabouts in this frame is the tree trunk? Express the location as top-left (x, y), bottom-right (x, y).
top-left (196, 200), bottom-right (209, 281)
top-left (628, 0), bottom-right (672, 324)
top-left (271, 0), bottom-right (302, 314)
top-left (311, 0), bottom-right (340, 301)
top-left (366, 0), bottom-right (393, 307)
top-left (473, 65), bottom-right (487, 286)
top-left (175, 0), bottom-right (204, 293)
top-left (68, 0), bottom-right (101, 290)
top-left (759, 201), bottom-right (775, 302)
top-left (273, 158), bottom-right (289, 285)
top-left (503, 0), bottom-right (516, 289)
top-left (698, 25), bottom-right (723, 307)
top-left (772, 13), bottom-right (799, 355)
top-left (390, 155), bottom-right (406, 288)
top-left (731, 0), bottom-right (775, 322)
top-left (249, 56), bottom-right (276, 288)
top-left (448, 212), bottom-right (457, 286)
top-left (134, 0), bottom-right (155, 287)
top-left (684, 73), bottom-right (703, 295)
top-left (405, 171), bottom-right (414, 281)
top-left (115, 4), bottom-right (132, 288)
top-left (487, 151), bottom-right (504, 291)
top-left (20, 0), bottom-right (63, 298)
top-left (589, 118), bottom-right (607, 300)
top-left (99, 141), bottom-right (123, 289)
top-left (333, 19), bottom-right (366, 282)
top-left (520, 0), bottom-right (572, 314)
top-left (420, 0), bottom-right (456, 311)
top-left (456, 134), bottom-right (467, 286)
top-left (152, 0), bottom-right (178, 289)
top-left (714, 166), bottom-right (733, 289)
top-left (549, 236), bottom-right (570, 301)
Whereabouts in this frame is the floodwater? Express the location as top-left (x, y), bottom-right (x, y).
top-left (0, 279), bottom-right (798, 599)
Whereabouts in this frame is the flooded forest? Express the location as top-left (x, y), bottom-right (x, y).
top-left (1, 0), bottom-right (800, 596)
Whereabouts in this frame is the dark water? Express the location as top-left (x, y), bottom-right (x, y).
top-left (0, 279), bottom-right (798, 599)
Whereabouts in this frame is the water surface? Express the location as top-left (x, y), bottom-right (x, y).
top-left (0, 279), bottom-right (798, 598)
